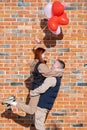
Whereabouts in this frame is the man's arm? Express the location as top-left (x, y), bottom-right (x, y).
top-left (30, 77), bottom-right (56, 96)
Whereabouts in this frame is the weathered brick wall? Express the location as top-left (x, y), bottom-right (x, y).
top-left (0, 0), bottom-right (87, 130)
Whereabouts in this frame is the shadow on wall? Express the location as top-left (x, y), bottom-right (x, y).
top-left (1, 109), bottom-right (35, 130)
top-left (24, 76), bottom-right (32, 104)
top-left (1, 109), bottom-right (62, 130)
top-left (40, 18), bottom-right (64, 48)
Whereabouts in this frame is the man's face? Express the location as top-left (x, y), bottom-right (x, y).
top-left (52, 61), bottom-right (62, 69)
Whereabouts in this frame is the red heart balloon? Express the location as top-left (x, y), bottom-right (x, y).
top-left (48, 16), bottom-right (59, 31)
top-left (58, 12), bottom-right (69, 25)
top-left (52, 1), bottom-right (64, 16)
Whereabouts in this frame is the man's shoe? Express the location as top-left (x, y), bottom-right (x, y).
top-left (2, 95), bottom-right (15, 105)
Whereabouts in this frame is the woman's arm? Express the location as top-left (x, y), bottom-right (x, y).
top-left (38, 63), bottom-right (63, 77)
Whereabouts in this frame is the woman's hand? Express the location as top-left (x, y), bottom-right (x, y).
top-left (34, 37), bottom-right (41, 43)
top-left (32, 37), bottom-right (42, 51)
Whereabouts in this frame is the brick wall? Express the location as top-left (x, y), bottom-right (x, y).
top-left (0, 0), bottom-right (87, 130)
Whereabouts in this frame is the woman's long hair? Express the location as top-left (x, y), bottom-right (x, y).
top-left (32, 47), bottom-right (46, 63)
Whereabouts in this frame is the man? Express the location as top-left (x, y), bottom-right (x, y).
top-left (30, 59), bottom-right (65, 130)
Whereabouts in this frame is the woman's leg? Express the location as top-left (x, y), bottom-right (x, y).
top-left (16, 95), bottom-right (40, 114)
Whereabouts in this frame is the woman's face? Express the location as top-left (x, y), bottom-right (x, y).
top-left (41, 52), bottom-right (46, 60)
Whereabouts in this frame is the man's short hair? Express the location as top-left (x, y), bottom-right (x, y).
top-left (58, 59), bottom-right (65, 69)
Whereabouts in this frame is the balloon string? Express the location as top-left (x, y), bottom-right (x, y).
top-left (42, 25), bottom-right (47, 31)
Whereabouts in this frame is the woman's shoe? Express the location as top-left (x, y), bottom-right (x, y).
top-left (2, 95), bottom-right (15, 105)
